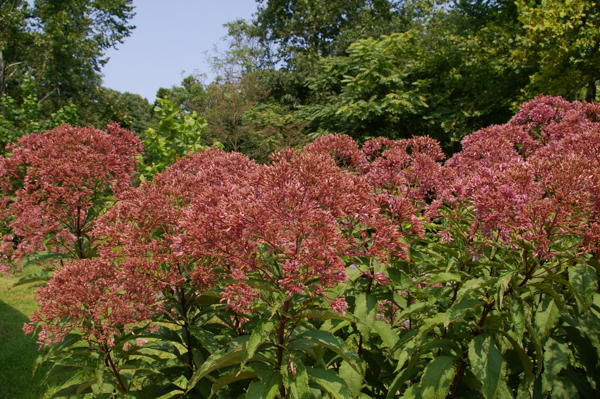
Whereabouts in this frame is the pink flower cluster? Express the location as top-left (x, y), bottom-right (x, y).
top-left (95, 148), bottom-right (257, 293)
top-left (24, 259), bottom-right (159, 348)
top-left (441, 95), bottom-right (600, 257)
top-left (0, 124), bottom-right (142, 265)
top-left (306, 134), bottom-right (446, 237)
top-left (93, 145), bottom-right (416, 315)
top-left (177, 149), bottom-right (407, 312)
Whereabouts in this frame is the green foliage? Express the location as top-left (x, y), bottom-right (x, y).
top-left (1, 0), bottom-right (135, 108)
top-left (92, 88), bottom-right (153, 134)
top-left (303, 32), bottom-right (428, 143)
top-left (0, 78), bottom-right (80, 153)
top-left (138, 99), bottom-right (213, 177)
top-left (0, 0), bottom-right (140, 139)
top-left (253, 0), bottom-right (406, 61)
top-left (516, 0), bottom-right (600, 102)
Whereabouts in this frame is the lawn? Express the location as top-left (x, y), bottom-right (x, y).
top-left (0, 267), bottom-right (67, 399)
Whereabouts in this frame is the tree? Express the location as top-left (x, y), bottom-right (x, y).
top-left (1, 0), bottom-right (135, 114)
top-left (92, 88), bottom-right (153, 134)
top-left (516, 0), bottom-right (600, 101)
top-left (203, 71), bottom-right (268, 153)
top-left (253, 0), bottom-right (404, 61)
top-left (301, 32), bottom-right (428, 143)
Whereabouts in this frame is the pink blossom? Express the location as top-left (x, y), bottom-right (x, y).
top-left (373, 272), bottom-right (391, 286)
top-left (0, 124), bottom-right (142, 267)
top-left (24, 258), bottom-right (160, 348)
top-left (330, 298), bottom-right (349, 315)
top-left (441, 95), bottom-right (600, 256)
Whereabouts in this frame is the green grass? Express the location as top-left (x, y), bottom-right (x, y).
top-left (0, 267), bottom-right (67, 399)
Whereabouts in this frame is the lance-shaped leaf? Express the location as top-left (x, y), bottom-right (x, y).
top-left (373, 320), bottom-right (399, 349)
top-left (50, 372), bottom-right (96, 398)
top-left (510, 295), bottom-right (526, 341)
top-left (187, 339), bottom-right (249, 391)
top-left (13, 272), bottom-right (54, 287)
top-left (542, 338), bottom-right (568, 394)
top-left (569, 264), bottom-right (597, 311)
top-left (306, 367), bottom-right (354, 399)
top-left (534, 296), bottom-right (560, 344)
top-left (468, 335), bottom-right (505, 399)
top-left (19, 250), bottom-right (70, 268)
top-left (284, 355), bottom-right (310, 399)
top-left (339, 360), bottom-right (363, 398)
top-left (354, 293), bottom-right (377, 340)
top-left (241, 319), bottom-right (276, 369)
top-left (428, 272), bottom-right (462, 286)
top-left (420, 356), bottom-right (457, 399)
top-left (245, 370), bottom-right (282, 399)
top-left (290, 330), bottom-right (363, 376)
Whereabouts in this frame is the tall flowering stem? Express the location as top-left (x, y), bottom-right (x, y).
top-left (95, 148), bottom-right (258, 379)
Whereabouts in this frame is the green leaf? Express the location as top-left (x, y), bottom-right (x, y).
top-left (306, 367), bottom-right (353, 399)
top-left (339, 360), bottom-right (363, 398)
top-left (242, 319), bottom-right (276, 368)
top-left (420, 356), bottom-right (457, 399)
top-left (13, 272), bottom-right (53, 287)
top-left (373, 320), bottom-right (399, 349)
top-left (187, 339), bottom-right (249, 391)
top-left (430, 243), bottom-right (460, 259)
top-left (399, 383), bottom-right (421, 399)
top-left (188, 326), bottom-right (220, 354)
top-left (245, 278), bottom-right (279, 293)
top-left (287, 357), bottom-right (310, 399)
top-left (211, 371), bottom-right (260, 395)
top-left (510, 296), bottom-right (526, 341)
top-left (387, 269), bottom-right (413, 287)
top-left (569, 264), bottom-right (597, 311)
top-left (563, 326), bottom-right (600, 387)
top-left (529, 282), bottom-right (567, 312)
top-left (525, 322), bottom-right (544, 377)
top-left (550, 376), bottom-right (580, 399)
top-left (492, 329), bottom-right (534, 384)
top-left (293, 330), bottom-right (363, 376)
top-left (354, 293), bottom-right (377, 340)
top-left (559, 369), bottom-right (595, 398)
top-left (456, 277), bottom-right (495, 303)
top-left (445, 299), bottom-right (481, 327)
top-left (587, 254), bottom-right (600, 274)
top-left (468, 335), bottom-right (505, 399)
top-left (428, 272), bottom-right (462, 285)
top-left (534, 296), bottom-right (560, 344)
top-left (50, 372), bottom-right (96, 398)
top-left (495, 271), bottom-right (515, 311)
top-left (19, 250), bottom-right (70, 267)
top-left (542, 338), bottom-right (568, 393)
top-left (295, 309), bottom-right (350, 321)
top-left (245, 371), bottom-right (282, 399)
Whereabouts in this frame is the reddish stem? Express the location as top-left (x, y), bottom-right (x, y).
top-left (277, 300), bottom-right (291, 398)
top-left (104, 346), bottom-right (128, 393)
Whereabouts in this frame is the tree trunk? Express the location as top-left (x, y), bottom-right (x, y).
top-left (585, 78), bottom-right (597, 102)
top-left (0, 49), bottom-right (4, 99)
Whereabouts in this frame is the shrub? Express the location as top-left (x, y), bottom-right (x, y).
top-left (9, 96), bottom-right (600, 398)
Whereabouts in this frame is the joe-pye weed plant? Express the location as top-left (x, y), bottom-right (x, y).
top-left (1, 95), bottom-right (599, 398)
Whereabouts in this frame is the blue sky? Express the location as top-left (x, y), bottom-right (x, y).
top-left (101, 1), bottom-right (259, 101)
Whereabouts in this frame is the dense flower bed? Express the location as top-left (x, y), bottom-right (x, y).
top-left (1, 96), bottom-right (599, 398)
